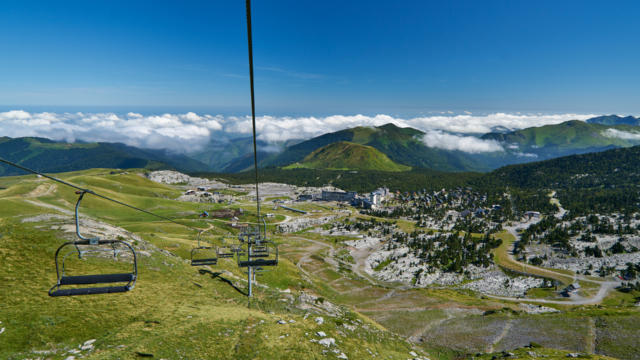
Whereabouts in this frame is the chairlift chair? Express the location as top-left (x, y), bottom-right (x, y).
top-left (237, 241), bottom-right (278, 268)
top-left (216, 245), bottom-right (235, 258)
top-left (249, 244), bottom-right (269, 258)
top-left (49, 191), bottom-right (137, 297)
top-left (232, 244), bottom-right (246, 257)
top-left (190, 231), bottom-right (218, 266)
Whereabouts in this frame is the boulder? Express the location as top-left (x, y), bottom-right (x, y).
top-left (318, 337), bottom-right (335, 347)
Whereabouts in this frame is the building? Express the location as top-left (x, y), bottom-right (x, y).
top-left (321, 190), bottom-right (356, 202)
top-left (372, 187), bottom-right (389, 197)
top-left (352, 197), bottom-right (374, 209)
top-left (369, 187), bottom-right (390, 206)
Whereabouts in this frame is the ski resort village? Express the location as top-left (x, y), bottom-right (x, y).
top-left (151, 170), bottom-right (640, 303)
top-left (2, 160), bottom-right (640, 359)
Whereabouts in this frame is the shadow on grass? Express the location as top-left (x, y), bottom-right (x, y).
top-left (198, 269), bottom-right (248, 296)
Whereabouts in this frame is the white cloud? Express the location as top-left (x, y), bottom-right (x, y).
top-left (0, 110), bottom-right (598, 153)
top-left (404, 113), bottom-right (595, 134)
top-left (602, 128), bottom-right (640, 140)
top-left (0, 111), bottom-right (217, 153)
top-left (422, 131), bottom-right (504, 153)
top-left (514, 152), bottom-right (538, 158)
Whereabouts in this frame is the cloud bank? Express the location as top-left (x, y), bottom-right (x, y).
top-left (0, 110), bottom-right (221, 153)
top-left (603, 128), bottom-right (640, 141)
top-left (0, 110), bottom-right (596, 153)
top-left (422, 131), bottom-right (504, 153)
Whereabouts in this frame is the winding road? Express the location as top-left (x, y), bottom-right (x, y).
top-left (493, 192), bottom-right (621, 305)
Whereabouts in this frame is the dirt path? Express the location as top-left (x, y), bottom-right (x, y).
top-left (504, 227), bottom-right (607, 286)
top-left (495, 225), bottom-right (620, 305)
top-left (408, 310), bottom-right (455, 343)
top-left (493, 193), bottom-right (621, 305)
top-left (488, 280), bottom-right (618, 305)
top-left (293, 241), bottom-right (325, 280)
top-left (289, 235), bottom-right (400, 301)
top-left (587, 317), bottom-right (596, 354)
top-left (348, 240), bottom-right (387, 286)
top-left (486, 318), bottom-right (513, 353)
top-left (26, 183), bottom-right (57, 198)
top-left (24, 199), bottom-right (73, 215)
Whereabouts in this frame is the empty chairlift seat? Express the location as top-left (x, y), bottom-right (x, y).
top-left (191, 245), bottom-right (218, 266)
top-left (49, 191), bottom-right (138, 297)
top-left (250, 245), bottom-right (269, 258)
top-left (237, 241), bottom-right (278, 268)
top-left (216, 246), bottom-right (235, 259)
top-left (190, 231), bottom-right (218, 266)
top-left (49, 240), bottom-right (137, 297)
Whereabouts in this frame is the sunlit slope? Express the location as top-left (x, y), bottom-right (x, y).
top-left (482, 120), bottom-right (640, 157)
top-left (0, 169), bottom-right (414, 359)
top-left (265, 123), bottom-right (484, 172)
top-left (586, 114), bottom-right (640, 126)
top-left (284, 141), bottom-right (411, 172)
top-left (0, 137), bottom-right (208, 176)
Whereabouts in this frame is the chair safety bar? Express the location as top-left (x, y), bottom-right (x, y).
top-left (49, 239), bottom-right (137, 297)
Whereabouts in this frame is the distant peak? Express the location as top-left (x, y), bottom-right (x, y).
top-left (377, 123), bottom-right (401, 130)
top-left (586, 114), bottom-right (639, 126)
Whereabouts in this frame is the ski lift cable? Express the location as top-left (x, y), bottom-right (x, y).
top-left (246, 0), bottom-right (261, 223)
top-left (2, 0), bottom-right (264, 235)
top-left (0, 157), bottom-right (201, 233)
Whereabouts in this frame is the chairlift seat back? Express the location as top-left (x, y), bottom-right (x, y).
top-left (191, 258), bottom-right (218, 266)
top-left (238, 258), bottom-right (277, 267)
top-left (191, 245), bottom-right (218, 266)
top-left (49, 239), bottom-right (137, 297)
top-left (216, 246), bottom-right (235, 258)
top-left (236, 241), bottom-right (278, 268)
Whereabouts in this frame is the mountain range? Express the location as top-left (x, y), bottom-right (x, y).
top-left (0, 137), bottom-right (207, 176)
top-left (1, 114), bottom-right (639, 176)
top-left (258, 115), bottom-right (640, 172)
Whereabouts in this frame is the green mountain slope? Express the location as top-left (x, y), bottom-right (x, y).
top-left (188, 136), bottom-right (286, 172)
top-left (284, 141), bottom-right (411, 171)
top-left (586, 114), bottom-right (640, 126)
top-left (482, 120), bottom-right (640, 159)
top-left (236, 115), bottom-right (640, 173)
top-left (0, 169), bottom-right (417, 359)
top-left (472, 144), bottom-right (640, 215)
top-left (0, 137), bottom-right (209, 176)
top-left (265, 123), bottom-right (485, 172)
top-left (479, 144), bottom-right (640, 190)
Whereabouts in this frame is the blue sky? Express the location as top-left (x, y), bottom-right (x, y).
top-left (1, 0), bottom-right (639, 116)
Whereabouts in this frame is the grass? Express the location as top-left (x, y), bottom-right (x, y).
top-left (285, 141), bottom-right (411, 172)
top-left (374, 257), bottom-right (393, 271)
top-left (2, 168), bottom-right (640, 359)
top-left (0, 170), bottom-right (418, 359)
top-left (526, 287), bottom-right (561, 299)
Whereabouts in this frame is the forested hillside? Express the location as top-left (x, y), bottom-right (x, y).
top-left (0, 137), bottom-right (207, 175)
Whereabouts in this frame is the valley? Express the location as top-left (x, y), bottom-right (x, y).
top-left (1, 162), bottom-right (639, 359)
top-left (4, 114), bottom-right (640, 177)
top-left (4, 1), bottom-right (640, 358)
